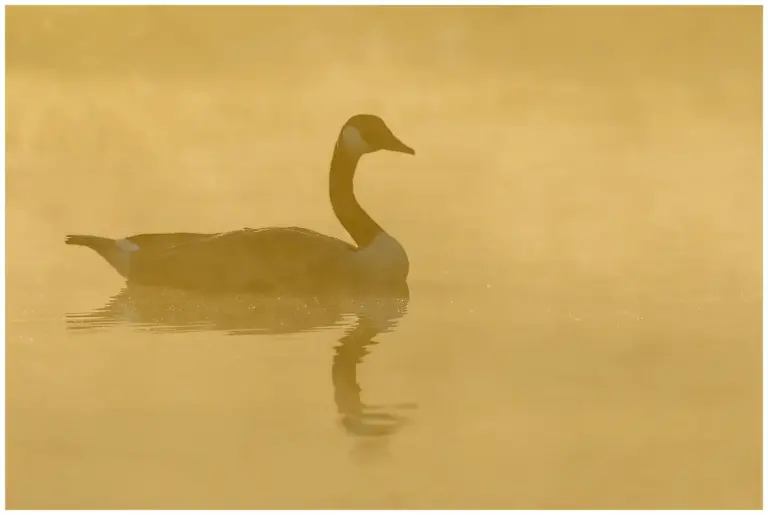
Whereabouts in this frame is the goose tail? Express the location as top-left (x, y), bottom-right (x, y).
top-left (65, 234), bottom-right (133, 278)
top-left (65, 234), bottom-right (114, 250)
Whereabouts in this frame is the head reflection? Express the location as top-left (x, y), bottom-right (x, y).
top-left (67, 284), bottom-right (416, 441)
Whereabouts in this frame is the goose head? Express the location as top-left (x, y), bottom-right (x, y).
top-left (339, 114), bottom-right (415, 157)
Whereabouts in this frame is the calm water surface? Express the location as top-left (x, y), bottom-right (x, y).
top-left (6, 6), bottom-right (762, 509)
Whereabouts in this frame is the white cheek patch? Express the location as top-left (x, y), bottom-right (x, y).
top-left (341, 125), bottom-right (373, 155)
top-left (116, 238), bottom-right (140, 252)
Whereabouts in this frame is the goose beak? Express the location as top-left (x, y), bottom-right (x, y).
top-left (386, 136), bottom-right (415, 155)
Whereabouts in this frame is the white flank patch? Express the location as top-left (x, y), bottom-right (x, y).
top-left (116, 238), bottom-right (140, 252)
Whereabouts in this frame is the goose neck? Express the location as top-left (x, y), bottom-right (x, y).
top-left (329, 144), bottom-right (382, 248)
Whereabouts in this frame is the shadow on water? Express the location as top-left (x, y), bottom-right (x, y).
top-left (66, 284), bottom-right (417, 449)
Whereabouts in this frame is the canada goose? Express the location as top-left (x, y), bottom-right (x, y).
top-left (66, 114), bottom-right (415, 293)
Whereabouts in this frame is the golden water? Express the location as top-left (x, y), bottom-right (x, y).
top-left (6, 6), bottom-right (762, 509)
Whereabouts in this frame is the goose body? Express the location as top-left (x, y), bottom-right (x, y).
top-left (66, 114), bottom-right (415, 293)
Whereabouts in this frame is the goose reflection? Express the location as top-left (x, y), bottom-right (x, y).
top-left (67, 284), bottom-right (415, 438)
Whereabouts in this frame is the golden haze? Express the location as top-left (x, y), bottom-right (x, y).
top-left (5, 6), bottom-right (762, 509)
